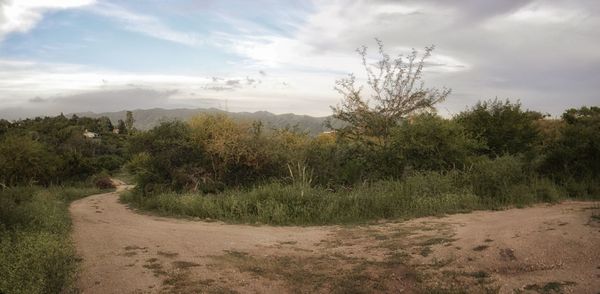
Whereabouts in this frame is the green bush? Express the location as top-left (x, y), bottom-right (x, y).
top-left (456, 99), bottom-right (542, 156)
top-left (389, 114), bottom-right (483, 171)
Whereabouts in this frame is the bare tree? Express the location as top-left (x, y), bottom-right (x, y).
top-left (330, 39), bottom-right (451, 145)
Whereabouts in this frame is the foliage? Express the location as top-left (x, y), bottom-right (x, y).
top-left (0, 114), bottom-right (129, 186)
top-left (389, 114), bottom-right (483, 171)
top-left (127, 121), bottom-right (207, 194)
top-left (0, 134), bottom-right (58, 186)
top-left (121, 173), bottom-right (480, 225)
top-left (122, 160), bottom-right (568, 225)
top-left (331, 40), bottom-right (450, 145)
top-left (0, 185), bottom-right (102, 294)
top-left (456, 99), bottom-right (542, 156)
top-left (539, 106), bottom-right (600, 180)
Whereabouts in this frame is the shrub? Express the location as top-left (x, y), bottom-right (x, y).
top-left (456, 99), bottom-right (542, 156)
top-left (539, 106), bottom-right (600, 180)
top-left (94, 175), bottom-right (115, 190)
top-left (389, 114), bottom-right (483, 171)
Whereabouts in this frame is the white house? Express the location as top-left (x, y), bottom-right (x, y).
top-left (83, 129), bottom-right (98, 138)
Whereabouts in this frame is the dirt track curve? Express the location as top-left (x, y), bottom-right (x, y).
top-left (71, 184), bottom-right (600, 293)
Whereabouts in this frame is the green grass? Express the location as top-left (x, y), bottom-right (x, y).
top-left (121, 171), bottom-right (572, 226)
top-left (0, 185), bottom-right (104, 294)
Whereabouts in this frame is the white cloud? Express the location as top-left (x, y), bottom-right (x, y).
top-left (507, 3), bottom-right (587, 24)
top-left (1, 0), bottom-right (599, 118)
top-left (0, 0), bottom-right (95, 40)
top-left (88, 2), bottom-right (204, 46)
top-left (222, 0), bottom-right (468, 75)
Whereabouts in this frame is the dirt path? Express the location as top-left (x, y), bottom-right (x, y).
top-left (71, 185), bottom-right (600, 293)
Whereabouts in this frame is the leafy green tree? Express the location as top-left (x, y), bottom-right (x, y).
top-left (97, 116), bottom-right (113, 133)
top-left (127, 121), bottom-right (207, 193)
top-left (389, 114), bottom-right (483, 171)
top-left (117, 119), bottom-right (127, 134)
top-left (540, 106), bottom-right (600, 179)
top-left (0, 134), bottom-right (58, 186)
top-left (456, 99), bottom-right (542, 156)
top-left (125, 111), bottom-right (135, 133)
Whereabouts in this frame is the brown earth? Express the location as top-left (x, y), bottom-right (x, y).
top-left (71, 184), bottom-right (600, 293)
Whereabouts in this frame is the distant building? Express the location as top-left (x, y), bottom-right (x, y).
top-left (83, 129), bottom-right (98, 138)
top-left (112, 128), bottom-right (120, 134)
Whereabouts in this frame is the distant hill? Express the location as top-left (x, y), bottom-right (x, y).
top-left (75, 108), bottom-right (341, 135)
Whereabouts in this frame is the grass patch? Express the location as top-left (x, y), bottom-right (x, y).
top-left (121, 169), bottom-right (572, 226)
top-left (0, 185), bottom-right (104, 294)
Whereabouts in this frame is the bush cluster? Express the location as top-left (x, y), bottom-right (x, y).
top-left (0, 114), bottom-right (128, 186)
top-left (121, 102), bottom-right (599, 224)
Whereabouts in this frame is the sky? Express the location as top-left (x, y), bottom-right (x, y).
top-left (0, 0), bottom-right (598, 119)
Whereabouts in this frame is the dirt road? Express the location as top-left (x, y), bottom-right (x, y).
top-left (71, 185), bottom-right (600, 293)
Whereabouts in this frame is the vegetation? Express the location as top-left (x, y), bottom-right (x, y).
top-left (0, 114), bottom-right (129, 186)
top-left (0, 43), bottom-right (596, 229)
top-left (331, 40), bottom-right (450, 145)
top-left (0, 114), bottom-right (126, 293)
top-left (117, 43), bottom-right (599, 225)
top-left (0, 42), bottom-right (598, 293)
top-left (0, 185), bottom-right (104, 294)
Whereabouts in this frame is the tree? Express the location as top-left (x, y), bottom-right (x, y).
top-left (330, 39), bottom-right (451, 145)
top-left (540, 106), bottom-right (600, 180)
top-left (188, 114), bottom-right (266, 186)
top-left (127, 121), bottom-right (207, 193)
top-left (389, 114), bottom-right (483, 171)
top-left (0, 134), bottom-right (58, 186)
top-left (97, 116), bottom-right (113, 133)
top-left (125, 111), bottom-right (135, 133)
top-left (456, 99), bottom-right (542, 156)
top-left (117, 119), bottom-right (127, 134)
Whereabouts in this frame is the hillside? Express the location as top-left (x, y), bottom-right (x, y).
top-left (76, 108), bottom-right (339, 135)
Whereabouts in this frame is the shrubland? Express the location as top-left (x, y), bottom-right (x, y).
top-left (120, 42), bottom-right (599, 225)
top-left (0, 43), bottom-right (599, 292)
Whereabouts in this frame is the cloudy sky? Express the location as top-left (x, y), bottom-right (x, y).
top-left (0, 0), bottom-right (598, 119)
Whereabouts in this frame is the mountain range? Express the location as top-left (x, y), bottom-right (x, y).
top-left (76, 108), bottom-right (339, 135)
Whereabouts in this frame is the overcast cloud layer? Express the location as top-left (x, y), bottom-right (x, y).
top-left (0, 0), bottom-right (598, 119)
